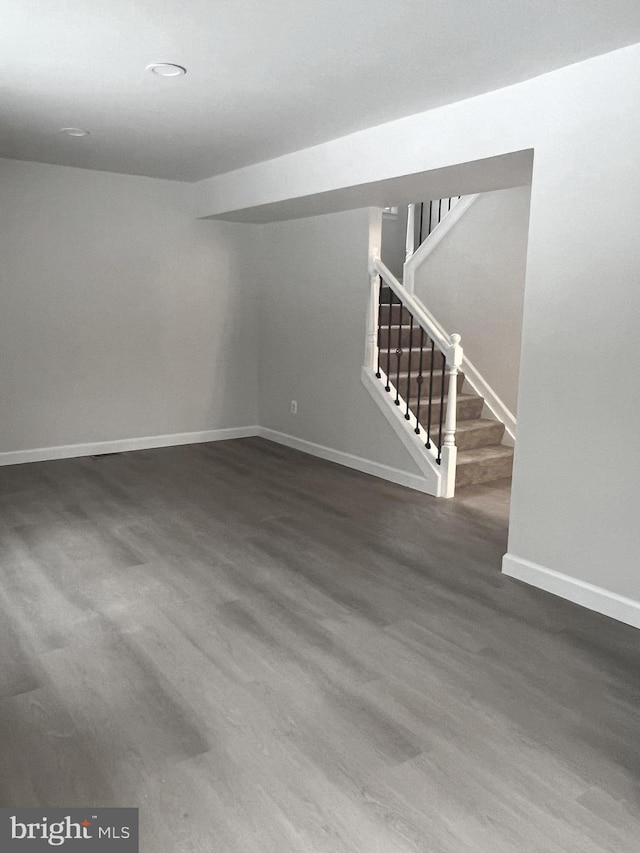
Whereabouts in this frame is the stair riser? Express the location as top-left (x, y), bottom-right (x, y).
top-left (377, 348), bottom-right (445, 371)
top-left (406, 393), bottom-right (485, 423)
top-left (378, 304), bottom-right (413, 325)
top-left (378, 327), bottom-right (433, 349)
top-left (397, 372), bottom-right (465, 399)
top-left (456, 453), bottom-right (514, 487)
top-left (455, 422), bottom-right (505, 451)
top-left (379, 287), bottom-right (401, 305)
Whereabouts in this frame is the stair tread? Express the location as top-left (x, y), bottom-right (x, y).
top-left (378, 351), bottom-right (442, 359)
top-left (381, 325), bottom-right (432, 332)
top-left (392, 369), bottom-right (449, 378)
top-left (378, 338), bottom-right (434, 346)
top-left (457, 445), bottom-right (514, 464)
top-left (455, 418), bottom-right (503, 432)
top-left (413, 391), bottom-right (481, 402)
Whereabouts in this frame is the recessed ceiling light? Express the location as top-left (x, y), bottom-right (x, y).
top-left (146, 63), bottom-right (187, 77)
top-left (60, 127), bottom-right (90, 137)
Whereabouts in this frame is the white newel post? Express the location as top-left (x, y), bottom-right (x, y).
top-left (405, 204), bottom-right (415, 262)
top-left (440, 333), bottom-right (463, 498)
top-left (365, 249), bottom-right (380, 372)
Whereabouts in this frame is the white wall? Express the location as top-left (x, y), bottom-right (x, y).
top-left (192, 43), bottom-right (640, 619)
top-left (257, 207), bottom-right (428, 479)
top-left (0, 159), bottom-right (259, 454)
top-left (0, 158), bottom-right (425, 491)
top-left (414, 186), bottom-right (531, 415)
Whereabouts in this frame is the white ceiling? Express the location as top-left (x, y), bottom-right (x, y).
top-left (2, 0), bottom-right (640, 183)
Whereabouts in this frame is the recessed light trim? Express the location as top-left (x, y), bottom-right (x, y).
top-left (146, 63), bottom-right (187, 77)
top-left (61, 127), bottom-right (90, 137)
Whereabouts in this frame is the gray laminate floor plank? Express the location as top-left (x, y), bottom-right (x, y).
top-left (1, 437), bottom-right (640, 852)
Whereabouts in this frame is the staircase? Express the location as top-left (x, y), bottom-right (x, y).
top-left (363, 196), bottom-right (517, 498)
top-left (378, 288), bottom-right (514, 488)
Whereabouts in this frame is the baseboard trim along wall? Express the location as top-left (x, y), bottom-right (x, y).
top-left (257, 427), bottom-right (432, 494)
top-left (502, 553), bottom-right (640, 630)
top-left (0, 425), bottom-right (431, 495)
top-left (0, 426), bottom-right (260, 467)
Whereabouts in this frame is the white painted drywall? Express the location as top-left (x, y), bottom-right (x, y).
top-left (0, 158), bottom-right (259, 452)
top-left (414, 186), bottom-right (531, 415)
top-left (257, 207), bottom-right (428, 479)
top-left (7, 1), bottom-right (640, 182)
top-left (193, 43), bottom-right (640, 609)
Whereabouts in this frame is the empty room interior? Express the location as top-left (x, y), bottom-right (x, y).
top-left (2, 2), bottom-right (640, 851)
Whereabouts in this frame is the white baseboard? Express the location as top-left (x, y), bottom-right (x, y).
top-left (257, 427), bottom-right (433, 494)
top-left (0, 422), bottom-right (433, 496)
top-left (502, 553), bottom-right (640, 630)
top-left (0, 426), bottom-right (260, 467)
top-left (0, 424), bottom-right (434, 496)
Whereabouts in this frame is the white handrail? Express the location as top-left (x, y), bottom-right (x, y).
top-left (405, 203), bottom-right (416, 261)
top-left (367, 254), bottom-right (463, 498)
top-left (372, 256), bottom-right (462, 367)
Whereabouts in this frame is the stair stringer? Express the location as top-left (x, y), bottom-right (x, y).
top-left (361, 366), bottom-right (451, 498)
top-left (459, 356), bottom-right (516, 446)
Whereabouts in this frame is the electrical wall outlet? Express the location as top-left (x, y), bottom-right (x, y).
top-left (290, 400), bottom-right (298, 414)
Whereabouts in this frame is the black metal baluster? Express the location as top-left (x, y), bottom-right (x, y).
top-left (395, 299), bottom-right (403, 406)
top-left (448, 197), bottom-right (452, 212)
top-left (385, 285), bottom-right (392, 391)
top-left (436, 350), bottom-right (446, 464)
top-left (404, 317), bottom-right (414, 420)
top-left (375, 276), bottom-right (383, 379)
top-left (428, 201), bottom-right (433, 237)
top-left (438, 198), bottom-right (443, 227)
top-left (414, 327), bottom-right (425, 434)
top-left (425, 340), bottom-right (435, 449)
top-left (418, 203), bottom-right (424, 245)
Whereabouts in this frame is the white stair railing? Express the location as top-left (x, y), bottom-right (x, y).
top-left (363, 253), bottom-right (463, 498)
top-left (405, 203), bottom-right (416, 261)
top-left (404, 196), bottom-right (462, 261)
